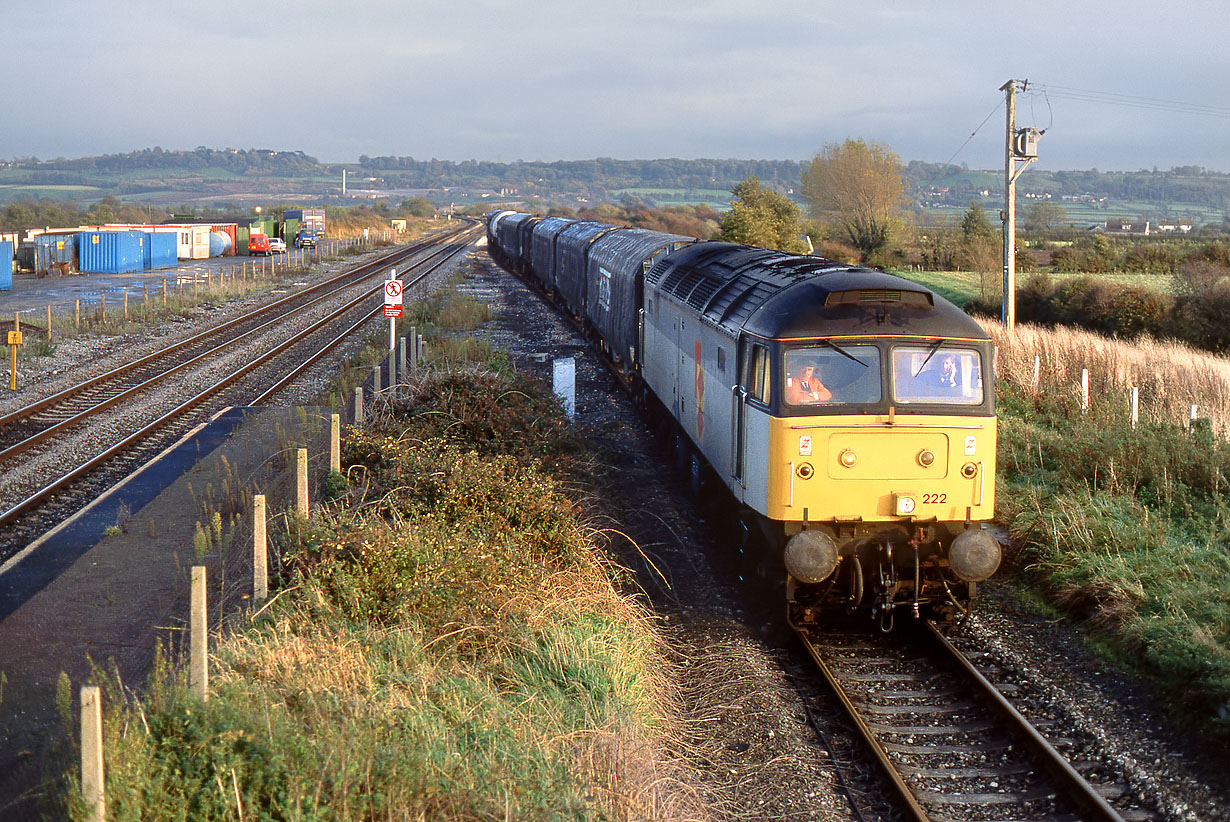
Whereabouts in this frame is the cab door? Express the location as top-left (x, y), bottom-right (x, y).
top-left (732, 338), bottom-right (770, 492)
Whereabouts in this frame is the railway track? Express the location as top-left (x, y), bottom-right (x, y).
top-left (801, 621), bottom-right (1160, 821)
top-left (0, 227), bottom-right (470, 461)
top-left (0, 224), bottom-right (480, 552)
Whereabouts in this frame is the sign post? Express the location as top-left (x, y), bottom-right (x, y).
top-left (383, 269), bottom-right (402, 352)
top-left (8, 313), bottom-right (21, 391)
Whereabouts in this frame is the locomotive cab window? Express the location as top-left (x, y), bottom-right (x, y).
top-left (783, 343), bottom-right (882, 408)
top-left (745, 344), bottom-right (771, 404)
top-left (892, 345), bottom-right (984, 405)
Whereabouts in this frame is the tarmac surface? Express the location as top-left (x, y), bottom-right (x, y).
top-left (0, 404), bottom-right (331, 815)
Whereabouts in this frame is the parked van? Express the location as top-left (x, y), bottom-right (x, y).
top-left (248, 233), bottom-right (272, 256)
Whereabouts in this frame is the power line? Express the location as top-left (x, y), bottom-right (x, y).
top-left (1027, 84), bottom-right (1230, 119)
top-left (944, 99), bottom-right (1004, 167)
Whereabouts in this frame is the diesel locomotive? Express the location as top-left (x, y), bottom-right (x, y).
top-left (486, 210), bottom-right (1002, 627)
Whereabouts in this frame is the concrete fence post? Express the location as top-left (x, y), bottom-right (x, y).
top-left (81, 685), bottom-right (105, 821)
top-left (191, 566), bottom-right (208, 701)
top-left (1080, 369), bottom-right (1089, 415)
top-left (253, 495), bottom-right (267, 602)
top-left (1031, 355), bottom-right (1040, 393)
top-left (1130, 386), bottom-right (1139, 430)
top-left (397, 336), bottom-right (407, 387)
top-left (354, 386), bottom-right (364, 425)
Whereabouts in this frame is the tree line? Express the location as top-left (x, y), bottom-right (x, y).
top-left (12, 148), bottom-right (1229, 212)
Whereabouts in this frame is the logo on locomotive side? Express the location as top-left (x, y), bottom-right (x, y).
top-left (964, 435), bottom-right (977, 455)
top-left (694, 340), bottom-right (705, 437)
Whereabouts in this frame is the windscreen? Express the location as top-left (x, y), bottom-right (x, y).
top-left (783, 344), bottom-right (882, 407)
top-left (892, 346), bottom-right (984, 405)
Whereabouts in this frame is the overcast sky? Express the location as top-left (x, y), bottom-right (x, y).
top-left (3, 0), bottom-right (1227, 172)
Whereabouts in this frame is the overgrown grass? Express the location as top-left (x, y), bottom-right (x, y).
top-left (60, 322), bottom-right (704, 819)
top-left (987, 318), bottom-right (1230, 738)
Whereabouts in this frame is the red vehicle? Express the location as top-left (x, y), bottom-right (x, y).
top-left (248, 233), bottom-right (272, 256)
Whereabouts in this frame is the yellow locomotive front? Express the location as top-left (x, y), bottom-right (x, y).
top-left (766, 337), bottom-right (1000, 628)
top-left (638, 242), bottom-right (1000, 628)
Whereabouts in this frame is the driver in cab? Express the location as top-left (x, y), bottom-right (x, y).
top-left (786, 361), bottom-right (832, 404)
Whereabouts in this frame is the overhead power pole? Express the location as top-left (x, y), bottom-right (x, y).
top-left (1000, 78), bottom-right (1039, 337)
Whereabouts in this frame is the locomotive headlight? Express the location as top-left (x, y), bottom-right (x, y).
top-left (917, 450), bottom-right (935, 467)
top-left (796, 462), bottom-right (814, 480)
top-left (948, 528), bottom-right (1002, 582)
top-left (784, 529), bottom-right (839, 584)
top-left (839, 449), bottom-right (857, 468)
top-left (892, 493), bottom-right (917, 516)
top-left (961, 462), bottom-right (979, 479)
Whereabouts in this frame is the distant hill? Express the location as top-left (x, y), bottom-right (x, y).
top-left (2, 148), bottom-right (1228, 225)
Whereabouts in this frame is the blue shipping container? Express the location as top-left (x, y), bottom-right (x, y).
top-left (0, 240), bottom-right (13, 291)
top-left (78, 230), bottom-right (145, 274)
top-left (145, 231), bottom-right (178, 270)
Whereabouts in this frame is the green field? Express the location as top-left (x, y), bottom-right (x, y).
top-left (894, 268), bottom-right (1179, 309)
top-left (612, 187), bottom-right (734, 209)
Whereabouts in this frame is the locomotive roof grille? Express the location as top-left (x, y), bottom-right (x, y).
top-left (824, 288), bottom-right (933, 306)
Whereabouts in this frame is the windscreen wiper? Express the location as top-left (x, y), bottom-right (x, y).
top-left (913, 338), bottom-right (945, 378)
top-left (820, 339), bottom-right (869, 368)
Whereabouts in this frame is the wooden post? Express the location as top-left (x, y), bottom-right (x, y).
top-left (81, 685), bottom-right (105, 821)
top-left (253, 495), bottom-right (267, 602)
top-left (123, 288), bottom-right (129, 322)
top-left (75, 299), bottom-right (80, 331)
top-left (46, 305), bottom-right (52, 342)
top-left (191, 566), bottom-right (208, 701)
top-left (143, 283), bottom-right (149, 309)
top-left (1080, 369), bottom-right (1089, 415)
top-left (330, 414), bottom-right (341, 473)
top-left (297, 448), bottom-right (309, 516)
top-left (354, 387), bottom-right (364, 425)
top-left (1130, 386), bottom-right (1139, 429)
top-left (163, 279), bottom-right (168, 306)
top-left (100, 292), bottom-right (106, 322)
